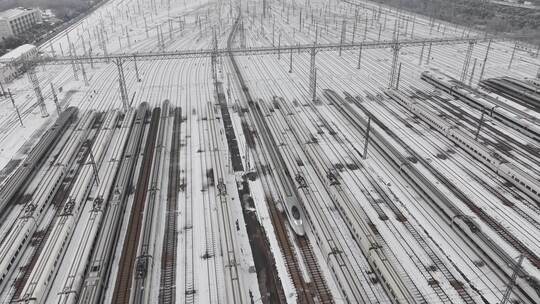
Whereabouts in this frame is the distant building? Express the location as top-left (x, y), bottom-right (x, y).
top-left (0, 44), bottom-right (37, 83)
top-left (0, 8), bottom-right (42, 40)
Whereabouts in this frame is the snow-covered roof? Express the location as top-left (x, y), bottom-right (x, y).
top-left (0, 44), bottom-right (36, 60)
top-left (0, 8), bottom-right (34, 20)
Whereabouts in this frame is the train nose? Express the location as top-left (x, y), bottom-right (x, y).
top-left (290, 205), bottom-right (306, 236)
top-left (294, 219), bottom-right (305, 236)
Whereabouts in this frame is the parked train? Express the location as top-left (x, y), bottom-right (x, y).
top-left (421, 70), bottom-right (540, 140)
top-left (227, 17), bottom-right (305, 236)
top-left (324, 90), bottom-right (419, 304)
top-left (133, 101), bottom-right (169, 304)
top-left (18, 111), bottom-right (118, 304)
top-left (0, 110), bottom-right (93, 297)
top-left (386, 89), bottom-right (540, 204)
top-left (55, 110), bottom-right (133, 304)
top-left (327, 89), bottom-right (540, 303)
top-left (78, 103), bottom-right (148, 304)
top-left (480, 77), bottom-right (540, 111)
top-left (0, 107), bottom-right (78, 217)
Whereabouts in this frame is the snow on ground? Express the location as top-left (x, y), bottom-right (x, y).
top-left (1, 0), bottom-right (539, 303)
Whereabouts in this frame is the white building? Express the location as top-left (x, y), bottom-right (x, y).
top-left (0, 44), bottom-right (37, 83)
top-left (0, 8), bottom-right (42, 40)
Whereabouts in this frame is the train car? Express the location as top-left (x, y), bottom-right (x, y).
top-left (0, 110), bottom-right (92, 297)
top-left (387, 89), bottom-right (540, 204)
top-left (227, 27), bottom-right (306, 236)
top-left (17, 111), bottom-right (110, 304)
top-left (133, 101), bottom-right (169, 304)
top-left (498, 163), bottom-right (540, 201)
top-left (78, 103), bottom-right (148, 304)
top-left (0, 107), bottom-right (78, 216)
top-left (353, 90), bottom-right (540, 303)
top-left (367, 244), bottom-right (417, 304)
top-left (421, 70), bottom-right (540, 139)
top-left (482, 78), bottom-right (540, 109)
top-left (55, 110), bottom-right (130, 304)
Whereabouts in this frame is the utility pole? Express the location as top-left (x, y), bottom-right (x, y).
top-left (411, 16), bottom-right (416, 39)
top-left (126, 26), bottom-right (131, 48)
top-left (272, 21), bottom-right (275, 46)
top-left (88, 45), bottom-right (94, 69)
top-left (339, 20), bottom-right (346, 56)
top-left (419, 42), bottom-right (425, 65)
top-left (115, 58), bottom-right (129, 109)
top-left (144, 17), bottom-right (149, 38)
top-left (461, 41), bottom-right (475, 82)
top-left (363, 117), bottom-right (371, 159)
top-left (508, 43), bottom-right (517, 70)
top-left (50, 83), bottom-right (61, 115)
top-left (134, 55), bottom-right (141, 82)
top-left (389, 42), bottom-right (401, 89)
top-left (396, 63), bottom-right (402, 90)
top-left (169, 19), bottom-right (173, 40)
top-left (363, 17), bottom-right (368, 41)
top-left (475, 110), bottom-right (485, 140)
top-left (357, 44), bottom-right (363, 69)
top-left (426, 41), bottom-right (433, 65)
top-left (69, 46), bottom-right (79, 81)
top-left (80, 62), bottom-right (89, 86)
top-left (468, 58), bottom-right (478, 86)
top-left (8, 89), bottom-right (23, 126)
top-left (352, 9), bottom-right (358, 44)
top-left (50, 43), bottom-right (56, 57)
top-left (278, 32), bottom-right (281, 59)
top-left (289, 48), bottom-right (293, 73)
top-left (309, 47), bottom-right (317, 101)
top-left (479, 39), bottom-right (492, 81)
top-left (27, 67), bottom-right (48, 117)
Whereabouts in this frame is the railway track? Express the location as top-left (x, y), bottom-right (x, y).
top-left (276, 96), bottom-right (473, 303)
top-left (350, 93), bottom-right (540, 269)
top-left (266, 197), bottom-right (318, 304)
top-left (9, 116), bottom-right (98, 302)
top-left (112, 107), bottom-right (161, 304)
top-left (228, 16), bottom-right (334, 304)
top-left (133, 101), bottom-right (170, 304)
top-left (78, 104), bottom-right (147, 304)
top-left (206, 101), bottom-right (244, 302)
top-left (159, 107), bottom-right (181, 304)
top-left (378, 93), bottom-right (540, 240)
top-left (326, 89), bottom-right (540, 303)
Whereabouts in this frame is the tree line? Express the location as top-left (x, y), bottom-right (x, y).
top-left (370, 0), bottom-right (540, 44)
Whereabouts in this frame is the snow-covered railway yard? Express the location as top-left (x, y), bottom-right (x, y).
top-left (0, 0), bottom-right (539, 303)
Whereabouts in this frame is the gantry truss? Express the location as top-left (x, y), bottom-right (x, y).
top-left (1, 36), bottom-right (508, 66)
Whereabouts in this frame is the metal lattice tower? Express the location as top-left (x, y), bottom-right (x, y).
top-left (309, 47), bottom-right (317, 101)
top-left (211, 28), bottom-right (218, 80)
top-left (27, 67), bottom-right (48, 117)
top-left (115, 58), bottom-right (129, 109)
top-left (389, 42), bottom-right (400, 89)
top-left (7, 36), bottom-right (505, 69)
top-left (50, 83), bottom-right (61, 115)
top-left (479, 39), bottom-right (492, 81)
top-left (339, 20), bottom-right (346, 56)
top-left (460, 41), bottom-right (475, 82)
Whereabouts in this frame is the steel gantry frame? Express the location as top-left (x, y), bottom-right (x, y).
top-left (5, 34), bottom-right (524, 116)
top-left (3, 36), bottom-right (498, 66)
